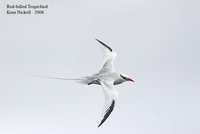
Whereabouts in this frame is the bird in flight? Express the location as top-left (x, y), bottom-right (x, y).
top-left (33, 39), bottom-right (135, 127)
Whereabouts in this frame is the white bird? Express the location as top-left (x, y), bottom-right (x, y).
top-left (32, 39), bottom-right (134, 127)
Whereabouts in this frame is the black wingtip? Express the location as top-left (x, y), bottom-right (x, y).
top-left (97, 124), bottom-right (101, 128)
top-left (95, 38), bottom-right (113, 52)
top-left (95, 38), bottom-right (100, 43)
top-left (95, 38), bottom-right (101, 42)
top-left (97, 100), bottom-right (115, 128)
top-left (97, 119), bottom-right (105, 128)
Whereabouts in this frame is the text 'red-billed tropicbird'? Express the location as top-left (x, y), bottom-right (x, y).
top-left (32, 39), bottom-right (135, 127)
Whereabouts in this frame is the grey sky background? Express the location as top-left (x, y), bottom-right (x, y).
top-left (0, 0), bottom-right (200, 134)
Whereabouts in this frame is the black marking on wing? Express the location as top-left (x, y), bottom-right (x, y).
top-left (95, 39), bottom-right (113, 52)
top-left (98, 100), bottom-right (115, 127)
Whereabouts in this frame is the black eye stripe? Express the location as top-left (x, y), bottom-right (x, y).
top-left (120, 74), bottom-right (127, 80)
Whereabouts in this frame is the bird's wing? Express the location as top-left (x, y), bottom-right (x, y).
top-left (98, 79), bottom-right (118, 127)
top-left (96, 39), bottom-right (117, 73)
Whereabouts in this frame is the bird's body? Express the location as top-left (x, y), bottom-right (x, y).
top-left (80, 72), bottom-right (123, 85)
top-left (32, 39), bottom-right (134, 127)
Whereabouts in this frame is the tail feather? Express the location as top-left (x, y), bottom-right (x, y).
top-left (31, 74), bottom-right (90, 84)
top-left (31, 74), bottom-right (82, 81)
top-left (30, 74), bottom-right (95, 85)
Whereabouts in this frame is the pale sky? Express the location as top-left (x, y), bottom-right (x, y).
top-left (0, 0), bottom-right (200, 134)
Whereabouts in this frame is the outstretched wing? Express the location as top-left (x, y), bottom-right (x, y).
top-left (98, 79), bottom-right (118, 127)
top-left (96, 39), bottom-right (117, 73)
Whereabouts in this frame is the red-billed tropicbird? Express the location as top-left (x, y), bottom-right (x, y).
top-left (32, 39), bottom-right (134, 127)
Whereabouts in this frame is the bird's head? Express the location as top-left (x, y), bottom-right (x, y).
top-left (120, 73), bottom-right (135, 82)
